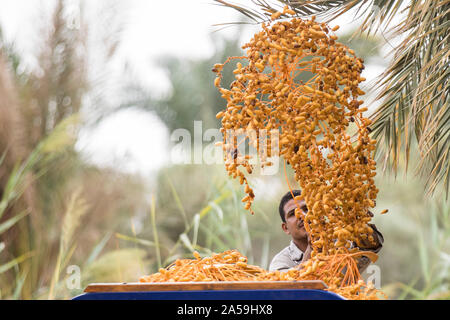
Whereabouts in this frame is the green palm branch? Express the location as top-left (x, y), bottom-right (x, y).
top-left (214, 0), bottom-right (449, 197)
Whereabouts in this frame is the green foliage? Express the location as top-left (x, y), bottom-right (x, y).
top-left (0, 1), bottom-right (147, 300)
top-left (82, 248), bottom-right (150, 285)
top-left (377, 193), bottom-right (450, 299)
top-left (117, 164), bottom-right (281, 273)
top-left (0, 113), bottom-right (80, 298)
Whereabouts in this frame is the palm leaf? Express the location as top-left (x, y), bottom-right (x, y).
top-left (0, 252), bottom-right (34, 275)
top-left (85, 232), bottom-right (113, 266)
top-left (370, 0), bottom-right (449, 197)
top-left (115, 233), bottom-right (159, 248)
top-left (0, 210), bottom-right (29, 235)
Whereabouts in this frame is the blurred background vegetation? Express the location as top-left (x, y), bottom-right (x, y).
top-left (0, 0), bottom-right (448, 300)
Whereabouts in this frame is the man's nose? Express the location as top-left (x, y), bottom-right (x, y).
top-left (296, 210), bottom-right (305, 218)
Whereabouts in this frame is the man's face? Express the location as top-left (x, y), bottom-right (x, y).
top-left (282, 198), bottom-right (309, 241)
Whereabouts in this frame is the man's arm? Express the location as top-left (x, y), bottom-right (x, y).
top-left (357, 223), bottom-right (384, 253)
top-left (295, 234), bottom-right (312, 270)
top-left (355, 223), bottom-right (384, 273)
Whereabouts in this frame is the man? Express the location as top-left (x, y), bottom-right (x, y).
top-left (269, 190), bottom-right (383, 272)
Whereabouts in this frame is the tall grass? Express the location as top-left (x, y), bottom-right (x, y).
top-left (48, 187), bottom-right (90, 299)
top-left (381, 199), bottom-right (450, 299)
top-left (0, 1), bottom-right (147, 299)
top-left (0, 114), bottom-right (79, 298)
top-left (116, 164), bottom-right (284, 274)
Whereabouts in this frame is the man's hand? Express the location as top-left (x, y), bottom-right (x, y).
top-left (302, 242), bottom-right (313, 263)
top-left (357, 223), bottom-right (383, 253)
top-left (298, 233), bottom-right (313, 268)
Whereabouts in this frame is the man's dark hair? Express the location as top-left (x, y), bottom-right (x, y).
top-left (278, 189), bottom-right (302, 222)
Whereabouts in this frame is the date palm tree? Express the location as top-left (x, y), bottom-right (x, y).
top-left (214, 0), bottom-right (449, 197)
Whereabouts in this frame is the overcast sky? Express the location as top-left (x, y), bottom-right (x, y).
top-left (0, 0), bottom-right (389, 177)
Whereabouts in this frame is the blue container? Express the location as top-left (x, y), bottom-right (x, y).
top-left (73, 282), bottom-right (345, 300)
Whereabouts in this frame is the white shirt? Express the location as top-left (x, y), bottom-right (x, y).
top-left (269, 240), bottom-right (304, 272)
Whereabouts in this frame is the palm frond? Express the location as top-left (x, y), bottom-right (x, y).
top-left (213, 0), bottom-right (403, 30)
top-left (370, 0), bottom-right (449, 197)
